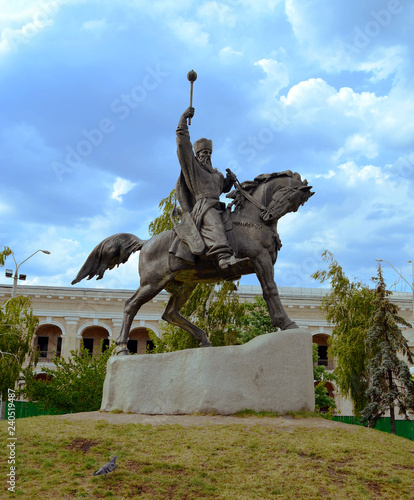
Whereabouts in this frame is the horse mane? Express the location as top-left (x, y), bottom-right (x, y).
top-left (226, 170), bottom-right (307, 210)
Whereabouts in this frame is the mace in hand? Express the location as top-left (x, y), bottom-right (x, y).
top-left (187, 70), bottom-right (197, 125)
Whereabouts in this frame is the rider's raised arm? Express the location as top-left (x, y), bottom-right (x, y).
top-left (176, 107), bottom-right (196, 172)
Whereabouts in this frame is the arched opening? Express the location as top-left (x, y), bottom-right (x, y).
top-left (34, 372), bottom-right (54, 382)
top-left (128, 327), bottom-right (154, 354)
top-left (312, 333), bottom-right (334, 370)
top-left (314, 380), bottom-right (336, 413)
top-left (34, 324), bottom-right (63, 363)
top-left (81, 326), bottom-right (110, 356)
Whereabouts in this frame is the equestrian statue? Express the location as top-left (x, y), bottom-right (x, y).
top-left (72, 72), bottom-right (314, 355)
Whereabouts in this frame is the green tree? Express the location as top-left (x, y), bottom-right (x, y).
top-left (148, 189), bottom-right (246, 352)
top-left (238, 296), bottom-right (274, 344)
top-left (21, 341), bottom-right (116, 413)
top-left (360, 266), bottom-right (414, 433)
top-left (312, 251), bottom-right (376, 417)
top-left (0, 247), bottom-right (39, 409)
top-left (0, 296), bottom-right (39, 400)
top-left (151, 281), bottom-right (246, 352)
top-left (313, 344), bottom-right (337, 412)
top-left (148, 189), bottom-right (179, 236)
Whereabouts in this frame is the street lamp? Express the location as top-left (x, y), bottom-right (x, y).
top-left (5, 249), bottom-right (51, 297)
top-left (375, 259), bottom-right (414, 327)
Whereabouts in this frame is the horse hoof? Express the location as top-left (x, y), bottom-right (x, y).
top-left (200, 341), bottom-right (212, 348)
top-left (283, 321), bottom-right (299, 330)
top-left (116, 347), bottom-right (130, 355)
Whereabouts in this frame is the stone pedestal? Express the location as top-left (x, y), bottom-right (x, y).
top-left (101, 328), bottom-right (315, 415)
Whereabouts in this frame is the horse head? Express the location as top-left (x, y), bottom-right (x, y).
top-left (259, 174), bottom-right (314, 223)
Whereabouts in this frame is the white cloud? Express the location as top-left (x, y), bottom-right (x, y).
top-left (168, 17), bottom-right (210, 47)
top-left (219, 46), bottom-right (242, 58)
top-left (315, 170), bottom-right (335, 179)
top-left (255, 58), bottom-right (289, 96)
top-left (285, 0), bottom-right (410, 79)
top-left (0, 0), bottom-right (68, 53)
top-left (198, 1), bottom-right (236, 27)
top-left (0, 19), bottom-right (53, 53)
top-left (111, 177), bottom-right (137, 202)
top-left (337, 161), bottom-right (388, 186)
top-left (335, 134), bottom-right (379, 161)
top-left (281, 78), bottom-right (334, 109)
top-left (81, 18), bottom-right (108, 34)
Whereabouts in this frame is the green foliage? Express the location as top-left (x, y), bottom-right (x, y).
top-left (0, 246), bottom-right (12, 267)
top-left (0, 296), bottom-right (39, 400)
top-left (21, 341), bottom-right (116, 413)
top-left (148, 189), bottom-right (179, 236)
top-left (313, 343), bottom-right (337, 412)
top-left (1, 245), bottom-right (39, 401)
top-left (150, 282), bottom-right (247, 352)
top-left (314, 382), bottom-right (336, 412)
top-left (312, 251), bottom-right (376, 417)
top-left (237, 296), bottom-right (273, 344)
top-left (360, 266), bottom-right (414, 431)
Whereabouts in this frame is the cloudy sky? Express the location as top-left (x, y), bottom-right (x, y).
top-left (1, 0), bottom-right (414, 294)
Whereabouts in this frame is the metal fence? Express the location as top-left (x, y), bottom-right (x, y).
top-left (333, 415), bottom-right (414, 440)
top-left (5, 401), bottom-right (68, 419)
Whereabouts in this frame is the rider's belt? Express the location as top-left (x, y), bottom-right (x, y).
top-left (195, 194), bottom-right (219, 201)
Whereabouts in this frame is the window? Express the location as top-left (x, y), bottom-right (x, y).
top-left (37, 336), bottom-right (49, 357)
top-left (56, 337), bottom-right (62, 357)
top-left (317, 345), bottom-right (328, 366)
top-left (127, 339), bottom-right (138, 354)
top-left (82, 338), bottom-right (94, 355)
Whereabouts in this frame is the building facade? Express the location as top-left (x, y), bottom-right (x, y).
top-left (1, 283), bottom-right (413, 416)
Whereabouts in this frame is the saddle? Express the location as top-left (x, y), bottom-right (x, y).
top-left (169, 209), bottom-right (251, 281)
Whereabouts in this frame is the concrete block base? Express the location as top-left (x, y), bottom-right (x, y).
top-left (101, 328), bottom-right (315, 415)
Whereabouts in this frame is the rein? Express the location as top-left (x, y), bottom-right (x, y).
top-left (228, 170), bottom-right (293, 223)
top-left (228, 170), bottom-right (267, 212)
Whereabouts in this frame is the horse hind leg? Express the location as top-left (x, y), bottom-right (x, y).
top-left (116, 282), bottom-right (166, 355)
top-left (162, 283), bottom-right (212, 347)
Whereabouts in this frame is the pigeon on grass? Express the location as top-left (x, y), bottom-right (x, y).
top-left (93, 456), bottom-right (117, 478)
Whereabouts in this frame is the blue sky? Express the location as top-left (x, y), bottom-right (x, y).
top-left (1, 0), bottom-right (414, 293)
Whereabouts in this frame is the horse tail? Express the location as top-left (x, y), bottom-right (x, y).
top-left (71, 233), bottom-right (146, 285)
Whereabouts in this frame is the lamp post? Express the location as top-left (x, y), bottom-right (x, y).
top-left (5, 249), bottom-right (50, 297)
top-left (375, 259), bottom-right (414, 326)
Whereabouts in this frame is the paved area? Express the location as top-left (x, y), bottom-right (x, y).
top-left (60, 411), bottom-right (356, 432)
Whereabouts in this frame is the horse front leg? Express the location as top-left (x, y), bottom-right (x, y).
top-left (253, 252), bottom-right (298, 331)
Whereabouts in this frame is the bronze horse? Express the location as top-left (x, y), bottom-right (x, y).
top-left (72, 171), bottom-right (314, 354)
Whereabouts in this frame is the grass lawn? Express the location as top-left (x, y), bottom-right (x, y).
top-left (1, 412), bottom-right (413, 499)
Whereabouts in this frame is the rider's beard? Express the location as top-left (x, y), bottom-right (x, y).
top-left (199, 156), bottom-right (214, 172)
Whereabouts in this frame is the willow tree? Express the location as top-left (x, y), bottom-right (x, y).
top-left (148, 190), bottom-right (246, 352)
top-left (360, 266), bottom-right (414, 433)
top-left (312, 251), bottom-right (376, 417)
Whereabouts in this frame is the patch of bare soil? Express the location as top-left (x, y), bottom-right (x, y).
top-left (66, 437), bottom-right (100, 453)
top-left (59, 411), bottom-right (358, 432)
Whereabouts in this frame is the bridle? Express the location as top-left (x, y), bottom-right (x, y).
top-left (229, 171), bottom-right (307, 225)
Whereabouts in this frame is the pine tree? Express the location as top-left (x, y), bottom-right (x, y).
top-left (360, 266), bottom-right (414, 433)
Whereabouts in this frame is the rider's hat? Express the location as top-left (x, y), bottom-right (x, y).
top-left (194, 138), bottom-right (213, 155)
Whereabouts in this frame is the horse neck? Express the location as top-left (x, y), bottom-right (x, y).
top-left (231, 182), bottom-right (276, 225)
